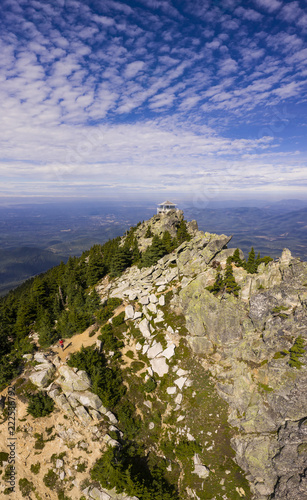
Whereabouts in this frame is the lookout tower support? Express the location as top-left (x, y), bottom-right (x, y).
top-left (157, 201), bottom-right (177, 214)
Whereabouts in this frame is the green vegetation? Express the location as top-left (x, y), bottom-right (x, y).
top-left (98, 323), bottom-right (124, 358)
top-left (273, 350), bottom-right (289, 360)
top-left (112, 311), bottom-right (125, 327)
top-left (0, 216), bottom-right (192, 390)
top-left (51, 452), bottom-right (66, 465)
top-left (34, 433), bottom-right (45, 450)
top-left (258, 382), bottom-right (274, 392)
top-left (139, 235), bottom-right (168, 268)
top-left (57, 490), bottom-right (71, 500)
top-left (227, 247), bottom-right (273, 274)
top-left (0, 452), bottom-right (9, 466)
top-left (130, 361), bottom-right (145, 373)
top-left (26, 392), bottom-right (55, 418)
top-left (208, 246), bottom-right (274, 297)
top-left (175, 440), bottom-right (202, 462)
top-left (142, 378), bottom-right (157, 393)
top-left (43, 469), bottom-right (58, 489)
top-left (207, 262), bottom-right (239, 297)
top-left (125, 350), bottom-right (134, 359)
top-left (139, 219), bottom-right (190, 268)
top-left (145, 226), bottom-right (153, 238)
top-left (76, 462), bottom-right (87, 472)
top-left (30, 462), bottom-right (41, 474)
top-left (67, 345), bottom-right (125, 407)
top-left (19, 478), bottom-right (35, 497)
top-left (289, 335), bottom-right (305, 369)
top-left (224, 262), bottom-right (240, 296)
top-left (96, 297), bottom-right (122, 324)
top-left (91, 445), bottom-right (179, 500)
top-left (272, 305), bottom-right (290, 320)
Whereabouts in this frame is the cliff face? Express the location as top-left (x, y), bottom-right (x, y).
top-left (0, 213), bottom-right (306, 500)
top-left (179, 248), bottom-right (307, 499)
top-left (100, 217), bottom-right (307, 499)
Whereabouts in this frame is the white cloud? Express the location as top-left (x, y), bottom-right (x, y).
top-left (124, 60), bottom-right (145, 79)
top-left (279, 1), bottom-right (301, 22)
top-left (253, 0), bottom-right (282, 13)
top-left (234, 7), bottom-right (263, 21)
top-left (218, 58), bottom-right (238, 76)
top-left (0, 0), bottom-right (305, 198)
top-left (92, 14), bottom-right (115, 27)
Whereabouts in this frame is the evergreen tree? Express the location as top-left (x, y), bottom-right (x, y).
top-left (14, 301), bottom-right (36, 339)
top-left (26, 392), bottom-right (54, 418)
top-left (86, 247), bottom-right (106, 286)
top-left (145, 225), bottom-right (153, 238)
top-left (140, 235), bottom-right (166, 267)
top-left (256, 251), bottom-right (261, 268)
top-left (245, 247), bottom-right (257, 274)
top-left (110, 246), bottom-right (132, 277)
top-left (30, 278), bottom-right (50, 310)
top-left (86, 288), bottom-right (101, 314)
top-left (37, 310), bottom-right (58, 348)
top-left (207, 268), bottom-right (224, 294)
top-left (131, 237), bottom-right (141, 264)
top-left (224, 263), bottom-right (240, 296)
top-left (176, 219), bottom-right (191, 245)
top-left (162, 231), bottom-right (175, 253)
top-left (232, 248), bottom-right (244, 267)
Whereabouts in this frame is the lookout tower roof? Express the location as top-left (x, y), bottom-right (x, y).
top-left (158, 200), bottom-right (177, 206)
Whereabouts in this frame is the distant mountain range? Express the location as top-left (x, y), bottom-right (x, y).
top-left (0, 199), bottom-right (306, 295)
top-left (0, 247), bottom-right (67, 296)
top-left (185, 205), bottom-right (307, 261)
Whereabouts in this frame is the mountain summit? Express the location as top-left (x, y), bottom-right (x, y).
top-left (0, 212), bottom-right (306, 500)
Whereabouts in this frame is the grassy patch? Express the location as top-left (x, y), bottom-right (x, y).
top-left (258, 382), bottom-right (274, 392)
top-left (30, 462), bottom-right (41, 474)
top-left (130, 361), bottom-right (145, 373)
top-left (289, 335), bottom-right (305, 369)
top-left (34, 433), bottom-right (45, 450)
top-left (125, 350), bottom-right (134, 359)
top-left (19, 478), bottom-right (35, 497)
top-left (43, 469), bottom-right (58, 489)
top-left (273, 351), bottom-right (288, 360)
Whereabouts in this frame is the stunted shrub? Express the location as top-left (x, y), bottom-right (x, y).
top-left (26, 392), bottom-right (54, 418)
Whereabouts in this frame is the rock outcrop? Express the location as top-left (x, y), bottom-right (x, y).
top-left (1, 211), bottom-right (306, 500)
top-left (97, 220), bottom-right (307, 500)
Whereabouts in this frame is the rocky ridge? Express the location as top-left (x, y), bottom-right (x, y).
top-left (98, 219), bottom-right (307, 500)
top-left (0, 212), bottom-right (306, 500)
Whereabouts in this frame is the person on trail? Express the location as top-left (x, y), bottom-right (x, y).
top-left (59, 339), bottom-right (64, 350)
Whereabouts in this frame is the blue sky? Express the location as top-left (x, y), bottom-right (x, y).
top-left (0, 0), bottom-right (307, 204)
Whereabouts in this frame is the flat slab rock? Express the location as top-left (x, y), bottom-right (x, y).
top-left (147, 342), bottom-right (163, 359)
top-left (192, 454), bottom-right (210, 479)
top-left (150, 356), bottom-right (169, 377)
top-left (124, 305), bottom-right (134, 320)
top-left (138, 318), bottom-right (151, 338)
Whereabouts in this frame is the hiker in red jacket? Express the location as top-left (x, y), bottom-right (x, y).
top-left (59, 339), bottom-right (64, 350)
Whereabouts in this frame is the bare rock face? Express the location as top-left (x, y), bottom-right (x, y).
top-left (249, 292), bottom-right (279, 329)
top-left (176, 232), bottom-right (232, 276)
top-left (72, 391), bottom-right (106, 411)
top-left (178, 243), bottom-right (307, 499)
top-left (29, 361), bottom-right (56, 388)
top-left (57, 366), bottom-right (92, 392)
top-left (180, 283), bottom-right (244, 344)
